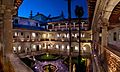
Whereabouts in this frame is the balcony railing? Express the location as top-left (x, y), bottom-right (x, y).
top-left (92, 42), bottom-right (120, 72)
top-left (16, 48), bottom-right (91, 58)
top-left (13, 24), bottom-right (46, 31)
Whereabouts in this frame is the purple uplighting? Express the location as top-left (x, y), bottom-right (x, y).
top-left (33, 59), bottom-right (68, 72)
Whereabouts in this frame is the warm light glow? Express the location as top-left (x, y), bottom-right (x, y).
top-left (67, 33), bottom-right (69, 38)
top-left (18, 46), bottom-right (21, 51)
top-left (43, 34), bottom-right (47, 38)
top-left (51, 45), bottom-right (53, 47)
top-left (14, 32), bottom-right (17, 36)
top-left (56, 44), bottom-right (59, 49)
top-left (83, 47), bottom-right (86, 51)
top-left (48, 45), bottom-right (50, 49)
top-left (82, 58), bottom-right (86, 61)
top-left (75, 46), bottom-right (78, 50)
top-left (21, 39), bottom-right (24, 41)
top-left (62, 45), bottom-right (64, 50)
top-left (81, 33), bottom-right (85, 37)
top-left (82, 33), bottom-right (85, 37)
top-left (73, 64), bottom-right (76, 72)
top-left (61, 39), bottom-right (64, 41)
top-left (57, 34), bottom-right (60, 37)
top-left (75, 34), bottom-right (77, 38)
top-left (39, 44), bottom-right (41, 48)
top-left (33, 45), bottom-right (36, 49)
top-left (64, 34), bottom-right (67, 38)
top-left (81, 34), bottom-right (83, 37)
top-left (99, 33), bottom-right (102, 37)
top-left (72, 33), bottom-right (74, 37)
top-left (32, 39), bottom-right (34, 41)
top-left (27, 39), bottom-right (30, 41)
top-left (46, 53), bottom-right (49, 57)
top-left (67, 45), bottom-right (70, 50)
top-left (32, 33), bottom-right (36, 37)
top-left (33, 57), bottom-right (36, 61)
top-left (13, 47), bottom-right (16, 51)
top-left (94, 54), bottom-right (96, 57)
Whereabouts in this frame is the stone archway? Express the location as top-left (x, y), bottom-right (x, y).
top-left (103, 0), bottom-right (120, 20)
top-left (82, 43), bottom-right (91, 54)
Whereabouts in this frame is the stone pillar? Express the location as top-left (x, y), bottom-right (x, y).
top-left (3, 7), bottom-right (13, 54)
top-left (92, 26), bottom-right (100, 72)
top-left (58, 23), bottom-right (60, 29)
top-left (101, 25), bottom-right (108, 53)
top-left (92, 25), bottom-right (100, 54)
top-left (1, 5), bottom-right (17, 72)
top-left (65, 23), bottom-right (68, 29)
top-left (101, 19), bottom-right (109, 54)
top-left (100, 21), bottom-right (109, 62)
top-left (52, 24), bottom-right (54, 29)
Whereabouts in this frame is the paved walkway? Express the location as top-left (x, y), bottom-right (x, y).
top-left (7, 53), bottom-right (33, 72)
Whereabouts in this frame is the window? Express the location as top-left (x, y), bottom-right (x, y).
top-left (14, 32), bottom-right (17, 36)
top-left (48, 25), bottom-right (52, 29)
top-left (99, 27), bottom-right (102, 33)
top-left (21, 32), bottom-right (23, 35)
top-left (32, 33), bottom-right (36, 37)
top-left (56, 44), bottom-right (59, 49)
top-left (75, 46), bottom-right (78, 51)
top-left (113, 32), bottom-right (117, 41)
top-left (62, 45), bottom-right (64, 50)
top-left (14, 19), bottom-right (18, 24)
top-left (36, 33), bottom-right (38, 36)
top-left (27, 36), bottom-right (29, 38)
top-left (36, 23), bottom-right (39, 27)
top-left (13, 36), bottom-right (15, 38)
top-left (32, 45), bottom-right (36, 49)
top-left (36, 45), bottom-right (39, 51)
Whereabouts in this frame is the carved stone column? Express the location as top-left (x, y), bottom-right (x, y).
top-left (3, 7), bottom-right (13, 54)
top-left (101, 20), bottom-right (109, 60)
top-left (92, 24), bottom-right (100, 54)
top-left (1, 5), bottom-right (17, 72)
top-left (0, 4), bottom-right (17, 52)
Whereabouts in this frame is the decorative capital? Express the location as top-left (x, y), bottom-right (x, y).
top-left (0, 5), bottom-right (17, 15)
top-left (5, 6), bottom-right (17, 15)
top-left (14, 0), bottom-right (23, 8)
top-left (101, 18), bottom-right (109, 27)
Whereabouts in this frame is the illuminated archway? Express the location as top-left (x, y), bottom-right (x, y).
top-left (103, 0), bottom-right (120, 20)
top-left (82, 43), bottom-right (91, 53)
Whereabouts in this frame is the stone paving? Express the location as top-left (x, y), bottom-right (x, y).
top-left (7, 53), bottom-right (33, 72)
top-left (33, 59), bottom-right (68, 72)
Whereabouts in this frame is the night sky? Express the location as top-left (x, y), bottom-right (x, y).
top-left (18, 0), bottom-right (88, 18)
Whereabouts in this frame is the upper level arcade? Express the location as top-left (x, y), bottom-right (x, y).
top-left (47, 18), bottom-right (90, 31)
top-left (90, 0), bottom-right (120, 72)
top-left (12, 16), bottom-right (92, 58)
